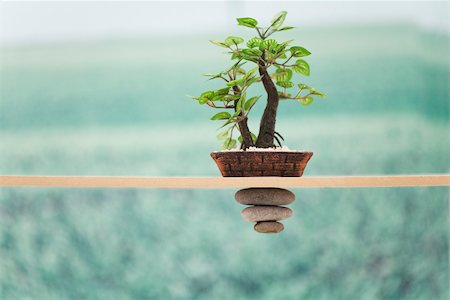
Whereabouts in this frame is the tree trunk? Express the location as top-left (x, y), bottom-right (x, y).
top-left (237, 116), bottom-right (253, 149)
top-left (232, 86), bottom-right (254, 150)
top-left (255, 57), bottom-right (279, 148)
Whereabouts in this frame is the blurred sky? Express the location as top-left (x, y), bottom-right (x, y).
top-left (1, 1), bottom-right (448, 46)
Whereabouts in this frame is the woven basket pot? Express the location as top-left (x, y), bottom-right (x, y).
top-left (210, 151), bottom-right (313, 177)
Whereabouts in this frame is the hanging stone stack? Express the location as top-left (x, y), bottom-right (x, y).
top-left (235, 188), bottom-right (295, 234)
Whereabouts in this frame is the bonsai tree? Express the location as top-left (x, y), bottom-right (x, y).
top-left (193, 11), bottom-right (325, 150)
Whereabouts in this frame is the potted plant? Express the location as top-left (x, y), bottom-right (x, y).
top-left (192, 11), bottom-right (326, 177)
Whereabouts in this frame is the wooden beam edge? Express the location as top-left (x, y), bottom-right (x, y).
top-left (0, 175), bottom-right (449, 188)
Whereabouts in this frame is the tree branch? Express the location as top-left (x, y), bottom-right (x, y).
top-left (206, 101), bottom-right (235, 109)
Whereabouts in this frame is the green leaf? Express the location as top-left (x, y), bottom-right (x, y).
top-left (264, 51), bottom-right (274, 62)
top-left (242, 48), bottom-right (262, 57)
top-left (231, 52), bottom-right (242, 60)
top-left (226, 80), bottom-right (238, 87)
top-left (226, 61), bottom-right (246, 73)
top-left (290, 46), bottom-right (311, 57)
top-left (224, 94), bottom-right (240, 102)
top-left (274, 68), bottom-right (292, 82)
top-left (243, 67), bottom-right (258, 80)
top-left (237, 17), bottom-right (258, 28)
top-left (274, 70), bottom-right (283, 82)
top-left (204, 72), bottom-right (226, 80)
top-left (312, 90), bottom-right (326, 98)
top-left (270, 11), bottom-right (287, 29)
top-left (233, 106), bottom-right (242, 117)
top-left (219, 119), bottom-right (233, 129)
top-left (275, 40), bottom-right (293, 55)
top-left (225, 36), bottom-right (244, 46)
top-left (292, 59), bottom-right (310, 76)
top-left (278, 26), bottom-right (295, 31)
top-left (236, 93), bottom-right (246, 110)
top-left (222, 138), bottom-right (237, 150)
top-left (248, 66), bottom-right (259, 74)
top-left (279, 40), bottom-right (294, 47)
top-left (226, 77), bottom-right (245, 87)
top-left (210, 40), bottom-right (229, 48)
top-left (214, 87), bottom-right (230, 96)
top-left (216, 130), bottom-right (229, 140)
top-left (298, 83), bottom-right (311, 90)
top-left (212, 95), bottom-right (225, 101)
top-left (276, 81), bottom-right (294, 88)
top-left (200, 91), bottom-right (215, 99)
top-left (228, 139), bottom-right (237, 149)
top-left (273, 45), bottom-right (287, 54)
top-left (241, 55), bottom-right (259, 63)
top-left (211, 112), bottom-right (232, 120)
top-left (244, 96), bottom-right (260, 110)
top-left (247, 37), bottom-right (262, 48)
top-left (246, 75), bottom-right (263, 86)
top-left (299, 96), bottom-right (314, 106)
top-left (285, 69), bottom-right (293, 81)
top-left (198, 97), bottom-right (209, 104)
top-left (260, 39), bottom-right (277, 51)
top-left (237, 136), bottom-right (243, 144)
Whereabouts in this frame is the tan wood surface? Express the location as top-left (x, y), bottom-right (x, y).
top-left (1, 175), bottom-right (449, 188)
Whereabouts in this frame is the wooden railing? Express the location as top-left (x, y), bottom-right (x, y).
top-left (1, 174), bottom-right (449, 188)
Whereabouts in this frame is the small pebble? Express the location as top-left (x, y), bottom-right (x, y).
top-left (254, 221), bottom-right (284, 233)
top-left (241, 205), bottom-right (292, 222)
top-left (235, 188), bottom-right (295, 205)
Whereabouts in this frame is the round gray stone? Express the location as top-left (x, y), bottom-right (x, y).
top-left (235, 188), bottom-right (295, 206)
top-left (254, 221), bottom-right (284, 234)
top-left (241, 205), bottom-right (293, 222)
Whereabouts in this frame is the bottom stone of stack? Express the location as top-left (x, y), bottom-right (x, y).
top-left (254, 221), bottom-right (284, 233)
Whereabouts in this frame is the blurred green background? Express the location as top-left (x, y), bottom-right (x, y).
top-left (0, 2), bottom-right (449, 299)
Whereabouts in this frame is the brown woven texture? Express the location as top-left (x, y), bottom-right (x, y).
top-left (210, 151), bottom-right (313, 177)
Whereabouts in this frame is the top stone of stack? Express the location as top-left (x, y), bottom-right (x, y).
top-left (235, 188), bottom-right (295, 206)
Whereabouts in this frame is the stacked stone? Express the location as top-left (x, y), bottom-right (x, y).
top-left (235, 188), bottom-right (295, 234)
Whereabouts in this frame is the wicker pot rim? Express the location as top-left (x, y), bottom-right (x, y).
top-left (210, 150), bottom-right (313, 177)
top-left (211, 150), bottom-right (312, 153)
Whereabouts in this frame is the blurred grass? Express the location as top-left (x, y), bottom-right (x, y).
top-left (1, 187), bottom-right (447, 299)
top-left (0, 24), bottom-right (449, 299)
